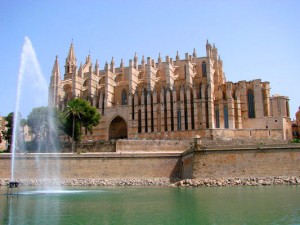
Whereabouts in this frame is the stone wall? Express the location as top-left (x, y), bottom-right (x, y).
top-left (1, 144), bottom-right (300, 182)
top-left (192, 146), bottom-right (300, 178)
top-left (116, 139), bottom-right (190, 152)
top-left (0, 153), bottom-right (181, 179)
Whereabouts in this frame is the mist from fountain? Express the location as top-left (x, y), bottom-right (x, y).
top-left (11, 36), bottom-right (61, 188)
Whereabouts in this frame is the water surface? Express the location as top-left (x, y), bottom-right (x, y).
top-left (0, 185), bottom-right (299, 225)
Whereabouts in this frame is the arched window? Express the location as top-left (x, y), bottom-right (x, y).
top-left (121, 89), bottom-right (127, 105)
top-left (247, 90), bottom-right (255, 118)
top-left (202, 61), bottom-right (207, 77)
top-left (224, 105), bottom-right (229, 128)
top-left (215, 105), bottom-right (220, 128)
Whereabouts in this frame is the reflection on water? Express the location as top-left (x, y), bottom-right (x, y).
top-left (1, 186), bottom-right (300, 225)
top-left (19, 189), bottom-right (102, 195)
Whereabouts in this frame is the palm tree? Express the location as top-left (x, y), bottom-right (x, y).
top-left (64, 99), bottom-right (85, 153)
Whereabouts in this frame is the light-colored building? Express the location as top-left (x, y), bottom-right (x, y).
top-left (49, 41), bottom-right (292, 141)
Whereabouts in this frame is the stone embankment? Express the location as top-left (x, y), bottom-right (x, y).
top-left (1, 176), bottom-right (300, 187)
top-left (171, 176), bottom-right (300, 187)
top-left (0, 178), bottom-right (172, 187)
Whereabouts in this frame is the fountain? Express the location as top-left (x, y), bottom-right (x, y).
top-left (9, 36), bottom-right (61, 191)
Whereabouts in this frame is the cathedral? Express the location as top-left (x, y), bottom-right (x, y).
top-left (48, 41), bottom-right (292, 141)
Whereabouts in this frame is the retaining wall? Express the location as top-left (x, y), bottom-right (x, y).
top-left (0, 153), bottom-right (181, 179)
top-left (192, 146), bottom-right (300, 178)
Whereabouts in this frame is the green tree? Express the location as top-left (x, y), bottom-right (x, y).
top-left (1, 112), bottom-right (14, 151)
top-left (26, 107), bottom-right (63, 152)
top-left (63, 98), bottom-right (100, 153)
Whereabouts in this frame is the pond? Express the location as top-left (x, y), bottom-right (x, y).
top-left (1, 185), bottom-right (299, 225)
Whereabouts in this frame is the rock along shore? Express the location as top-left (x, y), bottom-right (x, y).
top-left (1, 176), bottom-right (300, 187)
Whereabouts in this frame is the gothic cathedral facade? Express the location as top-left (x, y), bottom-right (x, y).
top-left (49, 41), bottom-right (292, 141)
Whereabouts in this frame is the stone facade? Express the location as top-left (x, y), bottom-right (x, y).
top-left (49, 41), bottom-right (292, 141)
top-left (1, 144), bottom-right (300, 181)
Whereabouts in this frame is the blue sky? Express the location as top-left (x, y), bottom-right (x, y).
top-left (0, 0), bottom-right (299, 119)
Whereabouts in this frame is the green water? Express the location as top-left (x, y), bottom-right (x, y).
top-left (0, 186), bottom-right (300, 225)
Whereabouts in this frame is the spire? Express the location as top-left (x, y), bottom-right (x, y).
top-left (111, 57), bottom-right (115, 67)
top-left (49, 55), bottom-right (61, 107)
top-left (206, 40), bottom-right (212, 58)
top-left (67, 42), bottom-right (76, 64)
top-left (134, 52), bottom-right (138, 69)
top-left (65, 42), bottom-right (77, 74)
top-left (95, 59), bottom-right (99, 75)
top-left (176, 51), bottom-right (180, 61)
top-left (193, 48), bottom-right (197, 58)
top-left (86, 53), bottom-right (91, 64)
top-left (52, 55), bottom-right (60, 78)
top-left (110, 57), bottom-right (115, 73)
top-left (105, 61), bottom-right (109, 71)
top-left (158, 53), bottom-right (162, 64)
top-left (134, 52), bottom-right (138, 62)
top-left (141, 55), bottom-right (145, 65)
top-left (120, 58), bottom-right (124, 68)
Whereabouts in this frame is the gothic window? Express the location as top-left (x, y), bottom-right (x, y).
top-left (132, 98), bottom-right (134, 120)
top-left (121, 89), bottom-right (127, 105)
top-left (215, 105), bottom-right (220, 128)
top-left (177, 108), bottom-right (181, 130)
top-left (184, 93), bottom-right (188, 130)
top-left (163, 88), bottom-right (167, 131)
top-left (224, 105), bottom-right (229, 128)
top-left (191, 91), bottom-right (195, 129)
top-left (151, 96), bottom-right (154, 132)
top-left (144, 89), bottom-right (148, 132)
top-left (202, 61), bottom-right (207, 77)
top-left (247, 90), bottom-right (255, 118)
top-left (138, 110), bottom-right (142, 133)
